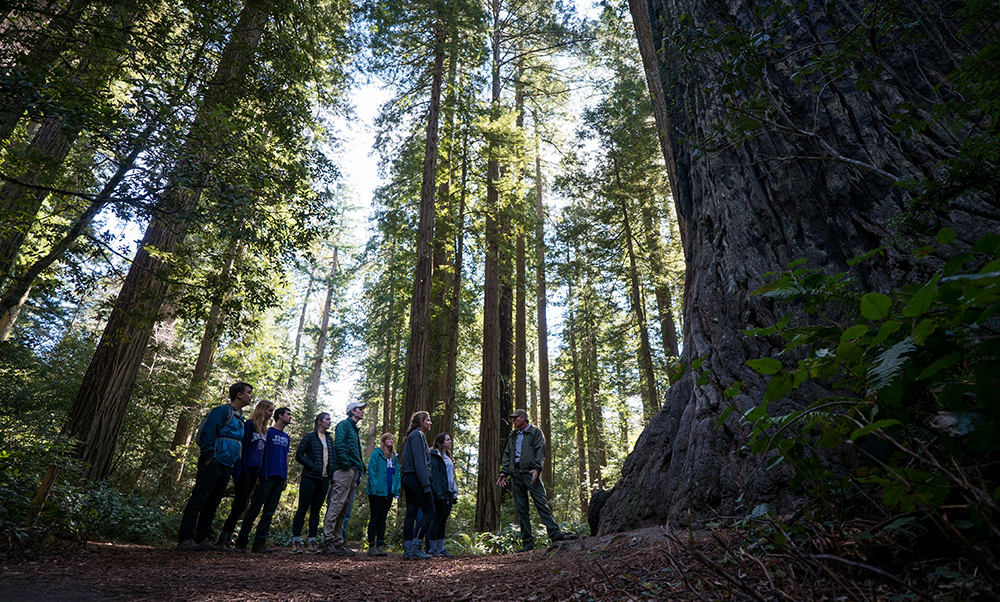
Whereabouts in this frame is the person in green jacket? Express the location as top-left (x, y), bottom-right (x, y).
top-left (497, 409), bottom-right (576, 552)
top-left (322, 401), bottom-right (366, 556)
top-left (365, 433), bottom-right (401, 556)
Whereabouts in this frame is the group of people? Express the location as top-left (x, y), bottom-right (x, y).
top-left (177, 381), bottom-right (573, 557)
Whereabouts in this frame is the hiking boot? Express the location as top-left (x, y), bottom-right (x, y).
top-left (198, 537), bottom-right (223, 551)
top-left (176, 539), bottom-right (203, 551)
top-left (322, 544), bottom-right (339, 556)
top-left (376, 546), bottom-right (388, 557)
top-left (214, 531), bottom-right (233, 548)
top-left (231, 546), bottom-right (246, 553)
top-left (440, 548), bottom-right (455, 558)
top-left (291, 540), bottom-right (306, 555)
top-left (403, 541), bottom-right (428, 560)
top-left (251, 541), bottom-right (274, 553)
top-left (516, 544), bottom-right (534, 553)
top-left (550, 531), bottom-right (578, 542)
top-left (336, 547), bottom-right (356, 557)
top-left (307, 541), bottom-right (322, 554)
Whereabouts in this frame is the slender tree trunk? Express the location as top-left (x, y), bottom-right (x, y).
top-left (306, 248), bottom-right (339, 421)
top-left (159, 240), bottom-right (242, 488)
top-left (63, 0), bottom-right (270, 480)
top-left (0, 124), bottom-right (152, 339)
top-left (617, 183), bottom-right (658, 421)
top-left (402, 21), bottom-right (446, 425)
top-left (533, 128), bottom-right (553, 489)
top-left (287, 271), bottom-right (315, 391)
top-left (0, 116), bottom-right (75, 284)
top-left (568, 287), bottom-right (588, 515)
top-left (639, 195), bottom-right (679, 360)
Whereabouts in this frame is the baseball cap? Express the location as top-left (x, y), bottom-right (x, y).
top-left (346, 401), bottom-right (367, 415)
top-left (509, 409), bottom-right (528, 419)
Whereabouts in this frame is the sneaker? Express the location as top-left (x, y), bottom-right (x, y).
top-left (307, 541), bottom-right (322, 554)
top-left (291, 541), bottom-right (306, 555)
top-left (232, 546), bottom-right (247, 553)
top-left (198, 537), bottom-right (223, 551)
top-left (176, 539), bottom-right (204, 551)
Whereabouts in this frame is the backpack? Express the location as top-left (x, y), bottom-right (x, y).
top-left (196, 404), bottom-right (237, 449)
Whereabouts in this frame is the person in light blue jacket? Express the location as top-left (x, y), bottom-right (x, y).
top-left (365, 433), bottom-right (401, 556)
top-left (177, 382), bottom-right (252, 550)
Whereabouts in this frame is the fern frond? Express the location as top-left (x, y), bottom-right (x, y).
top-left (868, 337), bottom-right (916, 392)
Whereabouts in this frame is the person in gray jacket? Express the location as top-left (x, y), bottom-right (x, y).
top-left (400, 411), bottom-right (435, 559)
top-left (497, 409), bottom-right (576, 552)
top-left (290, 412), bottom-right (336, 554)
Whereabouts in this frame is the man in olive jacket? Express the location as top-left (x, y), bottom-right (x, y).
top-left (497, 409), bottom-right (576, 551)
top-left (322, 401), bottom-right (366, 556)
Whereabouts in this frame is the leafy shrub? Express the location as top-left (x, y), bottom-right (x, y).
top-left (718, 231), bottom-right (1000, 572)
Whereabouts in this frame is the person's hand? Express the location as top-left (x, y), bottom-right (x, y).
top-left (496, 474), bottom-right (506, 488)
top-left (529, 469), bottom-right (539, 485)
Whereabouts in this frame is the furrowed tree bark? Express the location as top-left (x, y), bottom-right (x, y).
top-left (601, 0), bottom-right (987, 532)
top-left (63, 0), bottom-right (270, 480)
top-left (402, 20), bottom-right (445, 426)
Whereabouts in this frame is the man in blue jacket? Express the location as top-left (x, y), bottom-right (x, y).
top-left (322, 401), bottom-right (366, 556)
top-left (177, 382), bottom-right (253, 551)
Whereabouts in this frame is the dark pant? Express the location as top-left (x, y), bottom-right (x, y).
top-left (367, 494), bottom-right (394, 545)
top-left (429, 498), bottom-right (453, 540)
top-left (235, 476), bottom-right (286, 548)
top-left (512, 470), bottom-right (560, 545)
top-left (178, 455), bottom-right (230, 543)
top-left (401, 473), bottom-right (435, 541)
top-left (220, 467), bottom-right (259, 534)
top-left (292, 475), bottom-right (329, 538)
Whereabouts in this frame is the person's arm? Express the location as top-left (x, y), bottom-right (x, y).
top-left (196, 406), bottom-right (225, 459)
top-left (333, 420), bottom-right (350, 467)
top-left (295, 434), bottom-right (314, 469)
top-left (529, 428), bottom-right (545, 484)
top-left (413, 435), bottom-right (431, 491)
top-left (497, 434), bottom-right (511, 487)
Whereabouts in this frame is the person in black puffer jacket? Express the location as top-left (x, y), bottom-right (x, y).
top-left (290, 412), bottom-right (336, 554)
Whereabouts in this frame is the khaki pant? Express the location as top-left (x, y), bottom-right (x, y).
top-left (322, 468), bottom-right (357, 547)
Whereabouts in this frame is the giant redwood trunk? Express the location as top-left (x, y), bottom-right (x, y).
top-left (600, 0), bottom-right (988, 532)
top-left (64, 0), bottom-right (270, 480)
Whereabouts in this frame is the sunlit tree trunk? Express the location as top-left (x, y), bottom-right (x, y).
top-left (533, 128), bottom-right (553, 489)
top-left (63, 0), bottom-right (271, 479)
top-left (287, 271), bottom-right (315, 391)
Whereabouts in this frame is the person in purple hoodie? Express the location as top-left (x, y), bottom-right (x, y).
top-left (215, 399), bottom-right (274, 549)
top-left (234, 407), bottom-right (292, 553)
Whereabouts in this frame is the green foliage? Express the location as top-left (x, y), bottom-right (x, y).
top-left (725, 230), bottom-right (1000, 560)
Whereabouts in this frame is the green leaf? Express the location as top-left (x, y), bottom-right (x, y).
top-left (840, 324), bottom-right (869, 343)
top-left (765, 373), bottom-right (795, 402)
top-left (744, 404), bottom-right (768, 422)
top-left (972, 232), bottom-right (1000, 255)
top-left (848, 247), bottom-right (884, 266)
top-left (912, 319), bottom-right (937, 345)
top-left (902, 273), bottom-right (940, 317)
top-left (716, 404), bottom-right (736, 428)
top-left (873, 320), bottom-right (901, 345)
top-left (724, 380), bottom-right (743, 399)
top-left (936, 228), bottom-right (956, 244)
top-left (917, 353), bottom-right (962, 380)
top-left (850, 419), bottom-right (902, 441)
top-left (860, 293), bottom-right (892, 320)
top-left (748, 357), bottom-right (783, 375)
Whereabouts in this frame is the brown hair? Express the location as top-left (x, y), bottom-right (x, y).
top-left (433, 432), bottom-right (453, 459)
top-left (403, 411), bottom-right (430, 447)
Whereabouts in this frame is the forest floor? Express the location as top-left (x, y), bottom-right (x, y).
top-left (2, 525), bottom-right (996, 601)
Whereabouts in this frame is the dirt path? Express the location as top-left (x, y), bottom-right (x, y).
top-left (2, 528), bottom-right (689, 602)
